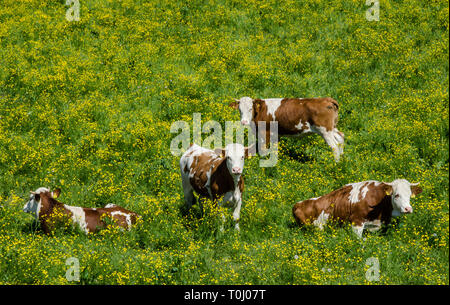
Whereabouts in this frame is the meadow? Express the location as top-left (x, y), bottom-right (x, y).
top-left (0, 0), bottom-right (448, 284)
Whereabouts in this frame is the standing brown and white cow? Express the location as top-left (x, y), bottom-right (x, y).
top-left (292, 179), bottom-right (422, 237)
top-left (23, 187), bottom-right (140, 234)
top-left (180, 143), bottom-right (251, 230)
top-left (230, 97), bottom-right (345, 161)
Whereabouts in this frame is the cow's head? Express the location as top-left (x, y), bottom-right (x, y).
top-left (215, 143), bottom-right (251, 176)
top-left (383, 179), bottom-right (422, 215)
top-left (230, 97), bottom-right (254, 126)
top-left (23, 187), bottom-right (61, 218)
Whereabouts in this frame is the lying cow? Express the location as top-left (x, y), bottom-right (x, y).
top-left (292, 179), bottom-right (422, 237)
top-left (180, 143), bottom-right (251, 230)
top-left (23, 187), bottom-right (140, 234)
top-left (230, 96), bottom-right (345, 161)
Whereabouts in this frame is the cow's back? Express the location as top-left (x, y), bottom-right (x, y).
top-left (181, 144), bottom-right (223, 197)
top-left (293, 185), bottom-right (354, 225)
top-left (270, 98), bottom-right (338, 133)
top-left (294, 181), bottom-right (394, 227)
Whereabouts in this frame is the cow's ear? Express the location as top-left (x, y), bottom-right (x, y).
top-left (229, 99), bottom-right (240, 109)
top-left (383, 183), bottom-right (393, 196)
top-left (253, 99), bottom-right (262, 111)
top-left (31, 192), bottom-right (40, 202)
top-left (52, 188), bottom-right (61, 199)
top-left (410, 183), bottom-right (422, 197)
top-left (214, 148), bottom-right (225, 157)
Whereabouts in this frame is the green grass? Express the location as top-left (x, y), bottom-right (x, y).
top-left (0, 0), bottom-right (448, 284)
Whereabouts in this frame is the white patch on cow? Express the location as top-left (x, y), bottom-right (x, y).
top-left (231, 187), bottom-right (242, 231)
top-left (361, 184), bottom-right (370, 200)
top-left (313, 210), bottom-right (329, 230)
top-left (105, 203), bottom-right (116, 208)
top-left (219, 191), bottom-right (235, 208)
top-left (310, 197), bottom-right (319, 200)
top-left (347, 181), bottom-right (380, 204)
top-left (263, 98), bottom-right (283, 120)
top-left (294, 120), bottom-right (312, 133)
top-left (311, 125), bottom-right (345, 161)
top-left (64, 205), bottom-right (89, 234)
top-left (314, 125), bottom-right (341, 161)
top-left (205, 166), bottom-right (214, 198)
top-left (35, 187), bottom-right (50, 193)
top-left (333, 128), bottom-right (345, 155)
top-left (304, 121), bottom-right (311, 132)
top-left (111, 210), bottom-right (132, 229)
top-left (363, 219), bottom-right (381, 232)
top-left (353, 219), bottom-right (382, 237)
top-left (352, 225), bottom-right (364, 238)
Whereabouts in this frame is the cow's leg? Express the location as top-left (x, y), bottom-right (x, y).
top-left (352, 224), bottom-right (365, 238)
top-left (324, 132), bottom-right (340, 162)
top-left (333, 128), bottom-right (345, 156)
top-left (364, 219), bottom-right (381, 233)
top-left (313, 126), bottom-right (341, 162)
top-left (181, 177), bottom-right (196, 210)
top-left (218, 191), bottom-right (233, 232)
top-left (198, 196), bottom-right (211, 217)
top-left (232, 194), bottom-right (242, 231)
top-left (312, 210), bottom-right (329, 230)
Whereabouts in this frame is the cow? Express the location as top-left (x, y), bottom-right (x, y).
top-left (23, 187), bottom-right (140, 234)
top-left (292, 179), bottom-right (422, 237)
top-left (179, 143), bottom-right (251, 231)
top-left (230, 96), bottom-right (345, 161)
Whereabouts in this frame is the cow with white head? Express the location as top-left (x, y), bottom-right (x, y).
top-left (23, 187), bottom-right (140, 234)
top-left (230, 96), bottom-right (345, 161)
top-left (292, 179), bottom-right (423, 237)
top-left (384, 179), bottom-right (421, 216)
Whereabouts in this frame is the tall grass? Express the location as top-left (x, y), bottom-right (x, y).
top-left (0, 0), bottom-right (448, 284)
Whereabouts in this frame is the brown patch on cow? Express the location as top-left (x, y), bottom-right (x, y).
top-left (188, 151), bottom-right (244, 201)
top-left (411, 185), bottom-right (423, 196)
top-left (83, 208), bottom-right (104, 232)
top-left (85, 205), bottom-right (139, 233)
top-left (293, 182), bottom-right (397, 228)
top-left (37, 192), bottom-right (73, 234)
top-left (209, 159), bottom-right (244, 199)
top-left (274, 98), bottom-right (339, 133)
top-left (229, 101), bottom-right (239, 109)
